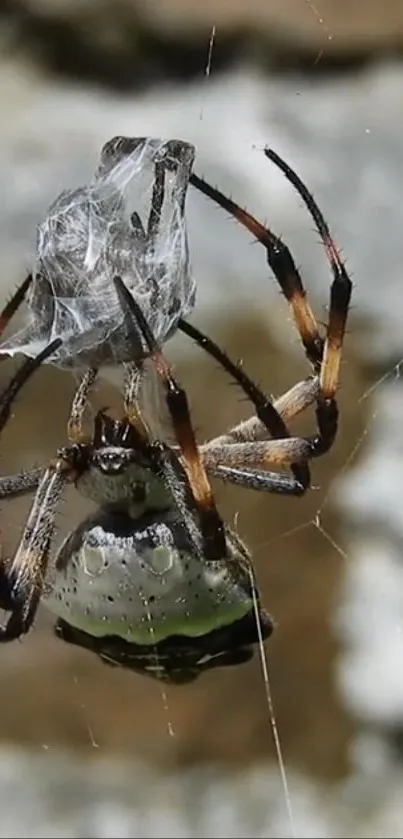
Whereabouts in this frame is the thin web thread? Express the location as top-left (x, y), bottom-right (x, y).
top-left (248, 565), bottom-right (297, 839)
top-left (199, 25), bottom-right (216, 122)
top-left (142, 594), bottom-right (175, 738)
top-left (303, 0), bottom-right (333, 65)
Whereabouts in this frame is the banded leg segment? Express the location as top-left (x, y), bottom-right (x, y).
top-left (67, 367), bottom-right (98, 443)
top-left (189, 174), bottom-right (323, 369)
top-left (179, 318), bottom-right (309, 494)
top-left (180, 321), bottom-right (340, 493)
top-left (0, 447), bottom-right (85, 642)
top-left (113, 276), bottom-right (227, 560)
top-left (202, 438), bottom-right (319, 495)
top-left (264, 148), bottom-right (352, 401)
top-left (0, 469), bottom-right (43, 499)
top-left (209, 377), bottom-right (321, 447)
top-left (190, 149), bottom-right (352, 382)
top-left (123, 360), bottom-right (149, 437)
top-left (189, 149), bottom-right (352, 473)
top-left (0, 275), bottom-right (32, 337)
top-left (0, 465), bottom-right (67, 640)
top-left (0, 338), bottom-right (62, 433)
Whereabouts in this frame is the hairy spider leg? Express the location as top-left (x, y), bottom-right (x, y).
top-left (0, 338), bottom-right (61, 433)
top-left (0, 274), bottom-right (97, 447)
top-left (112, 276), bottom-right (227, 561)
top-left (0, 463), bottom-right (74, 641)
top-left (263, 148), bottom-right (351, 404)
top-left (0, 338), bottom-right (79, 641)
top-left (0, 338), bottom-right (64, 501)
top-left (208, 377), bottom-right (321, 447)
top-left (189, 149), bottom-right (352, 470)
top-left (67, 148), bottom-right (169, 447)
top-left (179, 319), bottom-right (310, 496)
top-left (179, 321), bottom-right (338, 491)
top-left (0, 274), bottom-right (33, 338)
top-left (67, 367), bottom-right (98, 443)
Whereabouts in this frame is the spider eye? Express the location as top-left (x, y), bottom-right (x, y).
top-left (94, 450), bottom-right (127, 476)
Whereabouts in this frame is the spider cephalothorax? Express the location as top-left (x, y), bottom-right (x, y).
top-left (0, 147), bottom-right (352, 683)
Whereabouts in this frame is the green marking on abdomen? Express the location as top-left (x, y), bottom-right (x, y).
top-left (58, 599), bottom-right (254, 644)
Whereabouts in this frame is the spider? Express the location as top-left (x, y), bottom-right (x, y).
top-left (0, 149), bottom-right (351, 683)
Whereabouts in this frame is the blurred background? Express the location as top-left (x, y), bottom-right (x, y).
top-left (1, 0), bottom-right (403, 835)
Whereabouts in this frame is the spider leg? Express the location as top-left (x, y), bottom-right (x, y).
top-left (209, 377), bottom-right (321, 446)
top-left (0, 274), bottom-right (33, 339)
top-left (0, 337), bottom-right (64, 626)
top-left (190, 151), bottom-right (351, 374)
top-left (0, 466), bottom-right (66, 640)
top-left (123, 361), bottom-right (141, 411)
top-left (264, 148), bottom-right (351, 400)
top-left (202, 439), bottom-right (314, 496)
top-left (208, 467), bottom-right (307, 495)
top-left (0, 448), bottom-right (86, 642)
top-left (188, 151), bottom-right (352, 461)
top-left (180, 320), bottom-right (339, 494)
top-left (0, 337), bottom-right (62, 434)
top-left (179, 319), bottom-right (309, 494)
top-left (262, 151), bottom-right (350, 460)
top-left (67, 367), bottom-right (98, 443)
top-left (0, 335), bottom-right (87, 641)
top-left (203, 439), bottom-right (312, 469)
top-left (113, 276), bottom-right (227, 561)
top-left (130, 212), bottom-right (147, 243)
top-left (123, 360), bottom-right (149, 436)
top-left (150, 441), bottom-right (217, 560)
top-left (0, 469), bottom-right (43, 499)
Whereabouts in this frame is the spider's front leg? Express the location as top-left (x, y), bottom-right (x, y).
top-left (0, 436), bottom-right (87, 643)
top-left (0, 336), bottom-right (66, 607)
top-left (67, 367), bottom-right (98, 443)
top-left (113, 276), bottom-right (227, 562)
top-left (0, 275), bottom-right (33, 340)
top-left (186, 150), bottom-right (353, 491)
top-left (190, 150), bottom-right (352, 454)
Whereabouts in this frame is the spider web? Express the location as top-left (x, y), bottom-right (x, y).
top-left (0, 136), bottom-right (197, 368)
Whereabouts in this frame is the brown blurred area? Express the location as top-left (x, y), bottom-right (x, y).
top-left (0, 308), bottom-right (368, 781)
top-left (2, 0), bottom-right (403, 88)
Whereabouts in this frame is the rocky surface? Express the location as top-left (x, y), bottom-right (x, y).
top-left (3, 0), bottom-right (403, 87)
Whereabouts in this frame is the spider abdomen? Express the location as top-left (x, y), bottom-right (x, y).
top-left (46, 506), bottom-right (255, 643)
top-left (44, 505), bottom-right (272, 681)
